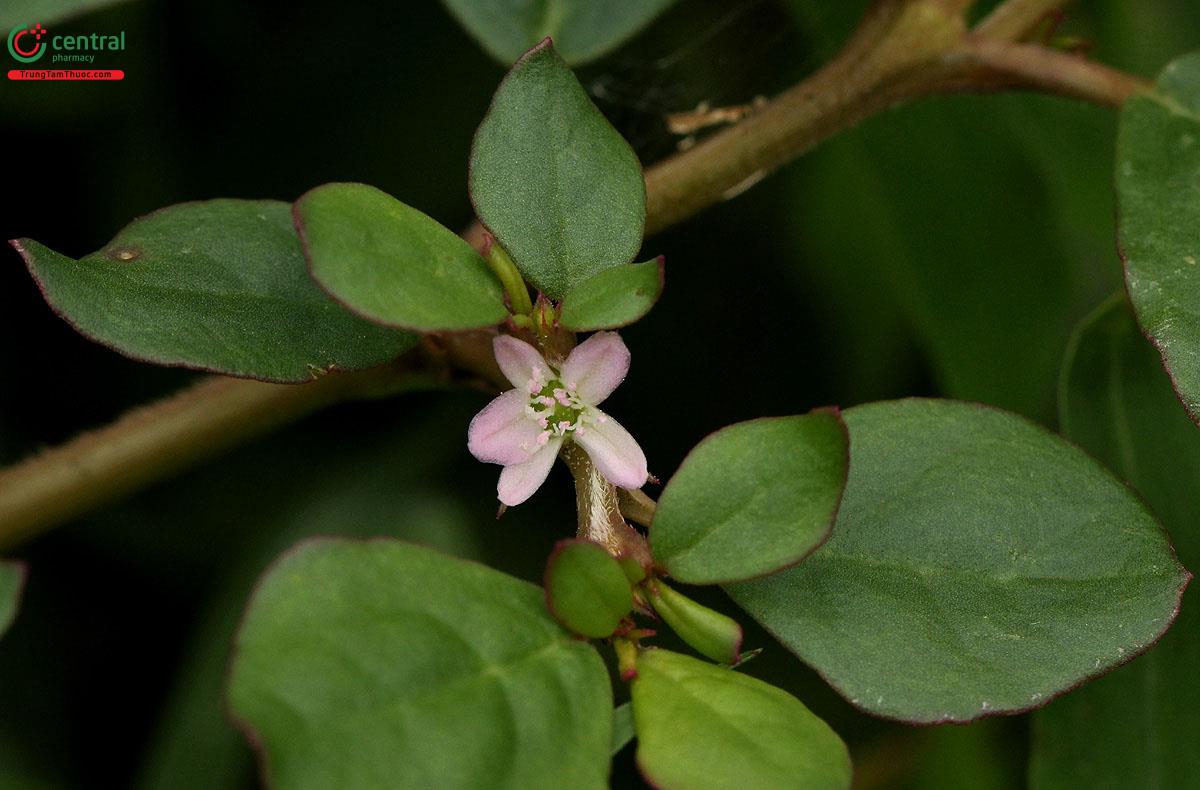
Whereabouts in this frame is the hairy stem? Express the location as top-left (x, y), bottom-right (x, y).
top-left (0, 0), bottom-right (1152, 548)
top-left (561, 443), bottom-right (652, 566)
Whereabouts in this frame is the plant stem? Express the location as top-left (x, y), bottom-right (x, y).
top-left (0, 0), bottom-right (1152, 548)
top-left (643, 0), bottom-right (1138, 232)
top-left (645, 0), bottom-right (969, 233)
top-left (0, 362), bottom-right (419, 549)
top-left (560, 443), bottom-right (652, 567)
top-left (961, 40), bottom-right (1149, 106)
top-left (484, 241), bottom-right (535, 316)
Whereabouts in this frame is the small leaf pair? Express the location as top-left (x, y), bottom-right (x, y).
top-left (308, 39), bottom-right (664, 332)
top-left (543, 538), bottom-right (743, 665)
top-left (14, 40), bottom-right (660, 383)
top-left (540, 539), bottom-right (850, 789)
top-left (13, 189), bottom-right (513, 383)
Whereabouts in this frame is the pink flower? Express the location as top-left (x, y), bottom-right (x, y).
top-left (468, 331), bottom-right (649, 506)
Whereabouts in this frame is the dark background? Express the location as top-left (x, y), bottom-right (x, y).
top-left (0, 0), bottom-right (1196, 787)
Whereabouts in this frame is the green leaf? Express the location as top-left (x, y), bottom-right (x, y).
top-left (611, 702), bottom-right (634, 756)
top-left (440, 0), bottom-right (677, 66)
top-left (1118, 51), bottom-right (1200, 424)
top-left (13, 200), bottom-right (416, 382)
top-left (296, 183), bottom-right (509, 331)
top-left (651, 411), bottom-right (849, 584)
top-left (0, 561), bottom-right (26, 639)
top-left (645, 580), bottom-right (743, 665)
top-left (559, 258), bottom-right (663, 330)
top-left (544, 539), bottom-right (633, 638)
top-left (631, 649), bottom-right (851, 790)
top-left (1031, 295), bottom-right (1200, 788)
top-left (228, 538), bottom-right (612, 788)
top-left (727, 399), bottom-right (1190, 723)
top-left (469, 39), bottom-right (646, 299)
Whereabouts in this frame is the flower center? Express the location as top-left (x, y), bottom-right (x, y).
top-left (527, 378), bottom-right (585, 441)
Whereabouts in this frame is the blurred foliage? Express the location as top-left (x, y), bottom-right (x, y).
top-left (1, 0), bottom-right (1199, 787)
top-left (0, 0), bottom-right (129, 31)
top-left (1031, 297), bottom-right (1200, 787)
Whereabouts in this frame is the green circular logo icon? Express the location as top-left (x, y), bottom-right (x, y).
top-left (8, 23), bottom-right (48, 63)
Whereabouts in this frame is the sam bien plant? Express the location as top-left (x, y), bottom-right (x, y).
top-left (3, 1), bottom-right (1200, 787)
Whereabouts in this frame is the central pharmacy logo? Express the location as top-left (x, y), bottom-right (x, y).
top-left (6, 24), bottom-right (125, 66)
top-left (8, 23), bottom-right (48, 63)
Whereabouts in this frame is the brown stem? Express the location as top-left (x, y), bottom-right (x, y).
top-left (0, 0), bottom-right (1153, 548)
top-left (959, 40), bottom-right (1149, 106)
top-left (645, 0), bottom-right (969, 233)
top-left (0, 361), bottom-right (420, 549)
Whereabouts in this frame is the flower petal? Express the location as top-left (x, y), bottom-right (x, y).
top-left (494, 335), bottom-right (549, 391)
top-left (575, 411), bottom-right (647, 490)
top-left (498, 435), bottom-right (564, 506)
top-left (467, 389), bottom-right (544, 465)
top-left (560, 331), bottom-right (630, 405)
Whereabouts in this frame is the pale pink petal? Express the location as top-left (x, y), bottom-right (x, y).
top-left (497, 435), bottom-right (564, 506)
top-left (575, 411), bottom-right (647, 490)
top-left (560, 331), bottom-right (630, 405)
top-left (467, 389), bottom-right (544, 465)
top-left (494, 335), bottom-right (548, 390)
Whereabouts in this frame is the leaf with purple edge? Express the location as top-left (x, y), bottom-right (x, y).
top-left (1031, 295), bottom-right (1200, 788)
top-left (1117, 51), bottom-right (1200, 425)
top-left (650, 411), bottom-right (849, 585)
top-left (13, 200), bottom-right (416, 382)
top-left (440, 0), bottom-right (677, 66)
top-left (727, 398), bottom-right (1191, 723)
top-left (544, 539), bottom-right (633, 638)
top-left (631, 648), bottom-right (851, 790)
top-left (296, 182), bottom-right (509, 331)
top-left (469, 39), bottom-right (646, 300)
top-left (227, 538), bottom-right (612, 789)
top-left (559, 258), bottom-right (664, 331)
top-left (0, 561), bottom-right (25, 639)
